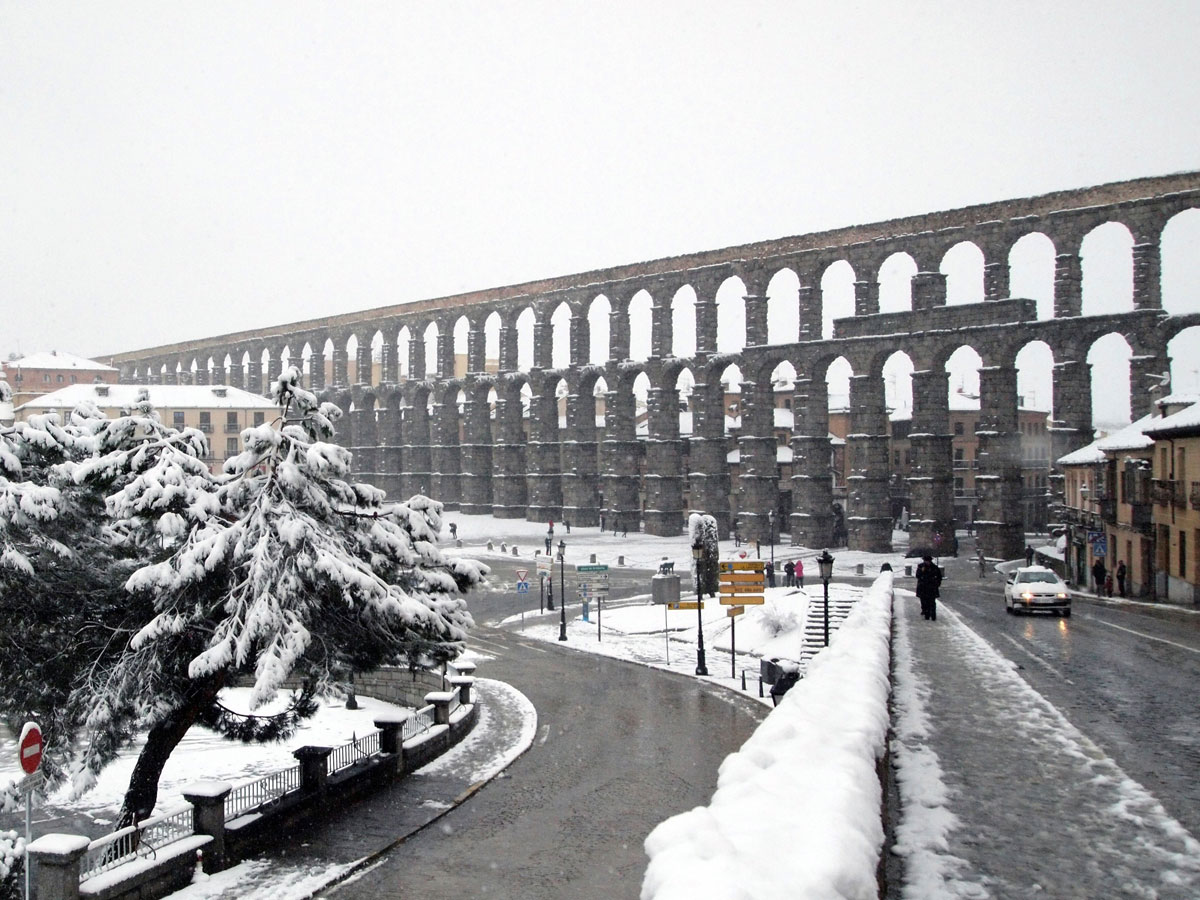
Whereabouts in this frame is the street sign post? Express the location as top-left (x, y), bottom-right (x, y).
top-left (18, 722), bottom-right (43, 900)
top-left (719, 563), bottom-right (766, 675)
top-left (577, 564), bottom-right (609, 640)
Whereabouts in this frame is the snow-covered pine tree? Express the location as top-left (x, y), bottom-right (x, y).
top-left (66, 368), bottom-right (484, 825)
top-left (687, 512), bottom-right (721, 597)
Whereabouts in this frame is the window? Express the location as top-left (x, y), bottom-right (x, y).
top-left (226, 411), bottom-right (238, 425)
top-left (954, 447), bottom-right (964, 464)
top-left (199, 411), bottom-right (212, 433)
top-left (70, 375), bottom-right (77, 383)
top-left (173, 411), bottom-right (185, 428)
top-left (253, 411), bottom-right (265, 426)
top-left (893, 451), bottom-right (900, 466)
top-left (954, 422), bottom-right (964, 436)
top-left (1181, 529), bottom-right (1188, 579)
top-left (226, 437), bottom-right (238, 456)
top-left (43, 374), bottom-right (50, 382)
top-left (56, 374), bottom-right (64, 382)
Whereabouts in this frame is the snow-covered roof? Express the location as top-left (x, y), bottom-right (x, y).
top-left (1057, 413), bottom-right (1160, 465)
top-left (15, 383), bottom-right (279, 412)
top-left (5, 350), bottom-right (116, 371)
top-left (1143, 400), bottom-right (1200, 438)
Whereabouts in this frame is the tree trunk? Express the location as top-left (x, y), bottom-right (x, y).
top-left (118, 672), bottom-right (226, 827)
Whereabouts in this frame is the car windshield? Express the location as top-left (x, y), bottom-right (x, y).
top-left (1017, 572), bottom-right (1059, 584)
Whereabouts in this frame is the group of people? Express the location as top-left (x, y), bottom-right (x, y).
top-left (1091, 557), bottom-right (1128, 597)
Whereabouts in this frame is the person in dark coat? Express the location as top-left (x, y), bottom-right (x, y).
top-left (766, 561), bottom-right (776, 588)
top-left (1116, 560), bottom-right (1127, 597)
top-left (1091, 558), bottom-right (1107, 595)
top-left (1025, 545), bottom-right (1035, 566)
top-left (784, 560), bottom-right (796, 587)
top-left (915, 554), bottom-right (942, 621)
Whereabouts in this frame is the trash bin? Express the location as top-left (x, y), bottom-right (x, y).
top-left (760, 657), bottom-right (781, 685)
top-left (582, 600), bottom-right (590, 622)
top-left (770, 667), bottom-right (800, 706)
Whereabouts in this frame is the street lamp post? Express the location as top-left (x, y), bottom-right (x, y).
top-left (768, 509), bottom-right (775, 569)
top-left (818, 549), bottom-right (835, 647)
top-left (690, 542), bottom-right (709, 676)
top-left (558, 540), bottom-right (568, 641)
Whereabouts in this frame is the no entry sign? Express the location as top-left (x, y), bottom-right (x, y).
top-left (18, 722), bottom-right (43, 775)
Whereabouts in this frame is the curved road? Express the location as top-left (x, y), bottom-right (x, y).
top-left (323, 614), bottom-right (767, 898)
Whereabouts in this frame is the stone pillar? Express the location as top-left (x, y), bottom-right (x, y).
top-left (182, 781), bottom-right (233, 873)
top-left (790, 373), bottom-right (834, 547)
top-left (430, 395), bottom-right (462, 509)
top-left (1053, 251), bottom-right (1083, 318)
top-left (27, 833), bottom-right (90, 900)
top-left (976, 365), bottom-right (1025, 560)
top-left (348, 400), bottom-right (379, 487)
top-left (228, 358), bottom-right (245, 390)
top-left (601, 383), bottom-right (643, 534)
top-left (408, 334), bottom-right (427, 381)
top-left (743, 291), bottom-right (769, 347)
top-left (380, 339), bottom-right (397, 384)
top-left (983, 257), bottom-right (1010, 302)
top-left (694, 279), bottom-right (720, 356)
top-left (355, 341), bottom-right (373, 386)
top-left (907, 368), bottom-right (955, 552)
top-left (193, 364), bottom-right (210, 386)
top-left (498, 323), bottom-right (519, 373)
top-left (401, 398), bottom-right (433, 498)
top-left (1132, 242), bottom-right (1162, 311)
top-left (459, 388), bottom-right (494, 514)
top-left (246, 354), bottom-right (263, 395)
top-left (374, 711), bottom-right (409, 756)
top-left (797, 281), bottom-right (821, 342)
top-left (853, 279), bottom-right (879, 317)
top-left (491, 382), bottom-right (528, 517)
top-left (331, 346), bottom-right (349, 388)
top-left (447, 675), bottom-right (474, 705)
top-left (561, 387), bottom-right (601, 526)
top-left (532, 319), bottom-right (553, 370)
top-left (642, 385), bottom-right (685, 535)
top-left (1050, 357), bottom-right (1093, 511)
top-left (845, 372), bottom-right (892, 551)
top-left (525, 385), bottom-right (563, 522)
top-left (651, 299), bottom-right (673, 358)
top-left (293, 746), bottom-right (333, 794)
top-left (437, 328), bottom-right (454, 379)
top-left (569, 312), bottom-right (589, 368)
top-left (609, 300), bottom-right (631, 362)
top-left (687, 378), bottom-right (732, 537)
top-left (734, 379), bottom-right (778, 542)
top-left (211, 362), bottom-right (227, 386)
top-left (425, 691), bottom-right (454, 727)
top-left (911, 272), bottom-right (947, 310)
top-left (308, 349), bottom-right (325, 391)
top-left (375, 402), bottom-right (404, 499)
top-left (467, 325), bottom-right (486, 374)
top-left (1130, 348), bottom-right (1171, 420)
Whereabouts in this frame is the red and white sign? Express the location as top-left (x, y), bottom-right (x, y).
top-left (515, 569), bottom-right (528, 582)
top-left (18, 722), bottom-right (43, 775)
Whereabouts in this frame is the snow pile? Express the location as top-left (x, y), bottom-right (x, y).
top-left (641, 572), bottom-right (894, 900)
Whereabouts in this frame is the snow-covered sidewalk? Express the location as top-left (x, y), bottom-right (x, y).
top-left (891, 591), bottom-right (1200, 899)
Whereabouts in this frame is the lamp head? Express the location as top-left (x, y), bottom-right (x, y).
top-left (817, 549), bottom-right (834, 580)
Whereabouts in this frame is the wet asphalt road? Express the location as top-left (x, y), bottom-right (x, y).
top-left (322, 562), bottom-right (768, 900)
top-left (938, 557), bottom-right (1200, 839)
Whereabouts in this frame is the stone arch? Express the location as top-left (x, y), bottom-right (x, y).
top-left (877, 251), bottom-right (917, 314)
top-left (1081, 221), bottom-right (1135, 316)
top-left (550, 301), bottom-right (572, 369)
top-left (452, 316), bottom-right (470, 378)
top-left (940, 241), bottom-right (985, 306)
top-left (396, 326), bottom-right (412, 380)
top-left (766, 267), bottom-right (800, 346)
top-left (482, 313), bottom-right (501, 374)
top-left (514, 307), bottom-right (536, 373)
top-left (1161, 208), bottom-right (1200, 315)
top-left (1009, 231), bottom-right (1057, 320)
top-left (627, 289), bottom-right (653, 363)
top-left (1087, 332), bottom-right (1134, 429)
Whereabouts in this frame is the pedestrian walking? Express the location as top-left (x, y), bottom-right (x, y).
top-left (548, 520), bottom-right (554, 535)
top-left (545, 536), bottom-right (552, 554)
top-left (1025, 544), bottom-right (1035, 566)
top-left (916, 554), bottom-right (942, 621)
top-left (1091, 557), bottom-right (1107, 595)
top-left (766, 561), bottom-right (776, 588)
top-left (1116, 560), bottom-right (1127, 597)
top-left (796, 558), bottom-right (804, 587)
top-left (1104, 572), bottom-right (1114, 598)
top-left (784, 560), bottom-right (795, 587)
top-left (734, 530), bottom-right (741, 547)
top-left (599, 514), bottom-right (605, 532)
top-left (977, 548), bottom-right (987, 578)
top-left (448, 522), bottom-right (457, 540)
top-left (565, 519), bottom-right (571, 534)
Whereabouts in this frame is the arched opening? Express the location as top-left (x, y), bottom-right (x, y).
top-left (300, 343), bottom-right (313, 388)
top-left (882, 352), bottom-right (914, 419)
top-left (370, 330), bottom-right (384, 384)
top-left (632, 371), bottom-right (651, 438)
top-left (588, 295), bottom-right (611, 365)
top-left (344, 335), bottom-right (358, 385)
top-left (453, 317), bottom-right (470, 378)
top-left (627, 290), bottom-right (653, 363)
top-left (715, 277), bottom-right (747, 354)
top-left (1009, 232), bottom-right (1056, 320)
top-left (877, 252), bottom-right (916, 313)
top-left (821, 261), bottom-right (855, 340)
top-left (1015, 341), bottom-right (1054, 413)
top-left (941, 241), bottom-right (985, 306)
top-left (1088, 333), bottom-right (1133, 431)
top-left (483, 313), bottom-right (501, 373)
top-left (676, 368), bottom-right (696, 436)
top-left (423, 322), bottom-right (440, 379)
top-left (1168, 326), bottom-right (1200, 395)
top-left (1161, 207), bottom-right (1200, 315)
top-left (945, 345), bottom-right (983, 400)
top-left (671, 286), bottom-right (697, 359)
top-left (551, 303), bottom-right (572, 369)
top-left (516, 307), bottom-right (536, 373)
top-left (766, 268), bottom-right (800, 345)
top-left (1081, 221), bottom-right (1135, 316)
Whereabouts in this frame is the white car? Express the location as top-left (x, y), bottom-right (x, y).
top-left (1005, 565), bottom-right (1071, 616)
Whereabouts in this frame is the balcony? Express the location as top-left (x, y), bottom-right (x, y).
top-left (225, 422), bottom-right (240, 433)
top-left (1130, 501), bottom-right (1154, 531)
top-left (1152, 479), bottom-right (1180, 507)
top-left (1192, 482), bottom-right (1200, 511)
top-left (1099, 498), bottom-right (1116, 522)
top-left (198, 423), bottom-right (213, 434)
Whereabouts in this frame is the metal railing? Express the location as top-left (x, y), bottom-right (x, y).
top-left (224, 764), bottom-right (302, 821)
top-left (402, 704), bottom-right (435, 741)
top-left (448, 692), bottom-right (462, 717)
top-left (327, 730), bottom-right (381, 775)
top-left (80, 805), bottom-right (194, 882)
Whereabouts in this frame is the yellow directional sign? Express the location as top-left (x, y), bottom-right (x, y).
top-left (726, 605), bottom-right (745, 617)
top-left (720, 561), bottom-right (765, 572)
top-left (720, 595), bottom-right (764, 605)
top-left (668, 601), bottom-right (702, 611)
top-left (719, 572), bottom-right (766, 584)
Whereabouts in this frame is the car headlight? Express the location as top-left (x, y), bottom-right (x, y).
top-left (1056, 592), bottom-right (1067, 599)
top-left (1020, 592), bottom-right (1034, 600)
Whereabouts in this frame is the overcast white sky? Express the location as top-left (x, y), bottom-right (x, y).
top-left (3, 2), bottom-right (1200, 380)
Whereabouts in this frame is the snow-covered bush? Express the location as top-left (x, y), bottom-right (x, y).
top-left (0, 830), bottom-right (23, 900)
top-left (756, 599), bottom-right (799, 638)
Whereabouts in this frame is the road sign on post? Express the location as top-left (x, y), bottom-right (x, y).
top-left (718, 560), bottom-right (766, 606)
